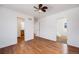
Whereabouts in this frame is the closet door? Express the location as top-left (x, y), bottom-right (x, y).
top-left (24, 18), bottom-right (34, 41)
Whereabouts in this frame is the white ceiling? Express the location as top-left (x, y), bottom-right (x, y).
top-left (1, 4), bottom-right (79, 19)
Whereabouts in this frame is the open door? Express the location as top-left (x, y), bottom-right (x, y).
top-left (24, 18), bottom-right (34, 41)
top-left (56, 17), bottom-right (68, 53)
top-left (17, 17), bottom-right (25, 44)
top-left (57, 18), bottom-right (68, 44)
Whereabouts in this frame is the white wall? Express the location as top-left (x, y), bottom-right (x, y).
top-left (35, 7), bottom-right (79, 47)
top-left (40, 16), bottom-right (57, 41)
top-left (0, 6), bottom-right (34, 48)
top-left (35, 14), bottom-right (57, 41)
top-left (67, 9), bottom-right (79, 47)
top-left (34, 19), bottom-right (40, 36)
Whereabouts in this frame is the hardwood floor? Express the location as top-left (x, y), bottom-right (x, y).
top-left (68, 45), bottom-right (79, 54)
top-left (0, 36), bottom-right (79, 54)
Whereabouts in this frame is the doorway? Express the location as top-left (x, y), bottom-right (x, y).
top-left (56, 18), bottom-right (68, 44)
top-left (17, 17), bottom-right (25, 44)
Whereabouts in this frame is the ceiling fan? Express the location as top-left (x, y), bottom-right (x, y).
top-left (34, 4), bottom-right (48, 13)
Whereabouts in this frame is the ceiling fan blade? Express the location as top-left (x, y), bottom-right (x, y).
top-left (41, 9), bottom-right (46, 12)
top-left (39, 4), bottom-right (43, 9)
top-left (34, 6), bottom-right (38, 9)
top-left (42, 6), bottom-right (48, 9)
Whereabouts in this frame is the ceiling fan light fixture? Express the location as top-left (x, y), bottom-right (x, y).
top-left (34, 4), bottom-right (48, 13)
top-left (38, 9), bottom-right (42, 13)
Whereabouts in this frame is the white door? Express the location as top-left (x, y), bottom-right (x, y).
top-left (24, 18), bottom-right (34, 41)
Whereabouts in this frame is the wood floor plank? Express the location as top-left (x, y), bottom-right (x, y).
top-left (0, 36), bottom-right (79, 54)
